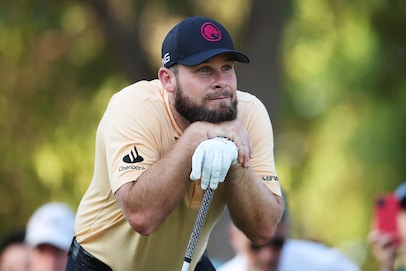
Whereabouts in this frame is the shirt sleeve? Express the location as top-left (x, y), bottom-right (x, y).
top-left (100, 84), bottom-right (167, 193)
top-left (237, 91), bottom-right (281, 196)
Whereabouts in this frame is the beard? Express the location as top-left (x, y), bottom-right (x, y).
top-left (174, 82), bottom-right (238, 123)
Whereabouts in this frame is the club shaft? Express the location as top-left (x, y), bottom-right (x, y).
top-left (181, 188), bottom-right (215, 270)
top-left (181, 262), bottom-right (190, 271)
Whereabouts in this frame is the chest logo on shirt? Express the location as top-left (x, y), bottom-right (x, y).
top-left (123, 145), bottom-right (144, 163)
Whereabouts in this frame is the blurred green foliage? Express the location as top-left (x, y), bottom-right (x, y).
top-left (278, 0), bottom-right (406, 268)
top-left (0, 0), bottom-right (405, 269)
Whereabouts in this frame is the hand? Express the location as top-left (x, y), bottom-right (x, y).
top-left (190, 137), bottom-right (238, 190)
top-left (368, 230), bottom-right (399, 271)
top-left (196, 120), bottom-right (252, 167)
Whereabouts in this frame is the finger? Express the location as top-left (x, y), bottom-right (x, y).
top-left (190, 146), bottom-right (204, 180)
top-left (209, 153), bottom-right (222, 190)
top-left (200, 164), bottom-right (211, 190)
top-left (237, 141), bottom-right (251, 168)
top-left (209, 178), bottom-right (219, 190)
top-left (200, 148), bottom-right (213, 190)
top-left (217, 156), bottom-right (229, 185)
top-left (230, 133), bottom-right (251, 167)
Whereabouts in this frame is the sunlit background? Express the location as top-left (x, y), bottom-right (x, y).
top-left (1, 0), bottom-right (405, 270)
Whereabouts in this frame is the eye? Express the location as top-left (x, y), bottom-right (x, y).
top-left (198, 67), bottom-right (210, 73)
top-left (222, 65), bottom-right (232, 71)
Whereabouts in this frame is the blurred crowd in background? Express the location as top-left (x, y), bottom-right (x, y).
top-left (3, 183), bottom-right (406, 271)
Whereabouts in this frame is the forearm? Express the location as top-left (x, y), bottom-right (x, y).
top-left (115, 125), bottom-right (208, 235)
top-left (115, 120), bottom-right (254, 235)
top-left (117, 153), bottom-right (191, 234)
top-left (225, 164), bottom-right (283, 244)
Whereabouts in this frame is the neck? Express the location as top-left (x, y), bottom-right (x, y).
top-left (170, 102), bottom-right (190, 131)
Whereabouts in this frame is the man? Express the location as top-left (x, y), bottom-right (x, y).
top-left (25, 202), bottom-right (75, 271)
top-left (369, 182), bottom-right (406, 271)
top-left (0, 229), bottom-right (31, 271)
top-left (219, 198), bottom-right (361, 271)
top-left (66, 16), bottom-right (283, 271)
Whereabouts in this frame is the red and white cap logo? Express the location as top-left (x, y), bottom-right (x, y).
top-left (201, 22), bottom-right (222, 42)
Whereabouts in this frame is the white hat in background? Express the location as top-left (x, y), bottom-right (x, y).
top-left (25, 202), bottom-right (75, 251)
top-left (278, 239), bottom-right (361, 271)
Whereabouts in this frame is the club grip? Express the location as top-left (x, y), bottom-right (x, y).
top-left (182, 188), bottom-right (215, 267)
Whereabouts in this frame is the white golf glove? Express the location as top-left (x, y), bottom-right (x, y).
top-left (190, 137), bottom-right (238, 190)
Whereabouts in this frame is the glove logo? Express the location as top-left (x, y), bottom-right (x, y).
top-left (123, 145), bottom-right (144, 163)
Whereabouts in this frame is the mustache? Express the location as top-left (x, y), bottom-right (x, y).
top-left (205, 90), bottom-right (233, 99)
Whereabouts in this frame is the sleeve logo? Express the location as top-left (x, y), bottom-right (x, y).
top-left (123, 145), bottom-right (144, 163)
top-left (262, 176), bottom-right (279, 182)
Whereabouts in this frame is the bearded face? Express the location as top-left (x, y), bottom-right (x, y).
top-left (173, 76), bottom-right (238, 123)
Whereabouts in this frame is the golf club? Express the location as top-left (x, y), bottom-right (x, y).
top-left (181, 187), bottom-right (215, 271)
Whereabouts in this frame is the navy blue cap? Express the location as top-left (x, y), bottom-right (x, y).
top-left (161, 16), bottom-right (249, 68)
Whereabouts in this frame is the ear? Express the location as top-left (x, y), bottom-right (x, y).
top-left (158, 67), bottom-right (176, 93)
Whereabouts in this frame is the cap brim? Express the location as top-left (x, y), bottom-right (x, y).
top-left (178, 48), bottom-right (249, 66)
top-left (26, 227), bottom-right (72, 251)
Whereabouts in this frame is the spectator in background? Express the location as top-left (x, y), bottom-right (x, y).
top-left (219, 194), bottom-right (361, 271)
top-left (369, 182), bottom-right (406, 271)
top-left (25, 202), bottom-right (75, 271)
top-left (0, 229), bottom-right (31, 271)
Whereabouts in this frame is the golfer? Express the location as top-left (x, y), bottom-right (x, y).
top-left (66, 16), bottom-right (283, 271)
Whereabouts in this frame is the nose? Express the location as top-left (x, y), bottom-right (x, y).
top-left (213, 71), bottom-right (227, 89)
top-left (214, 82), bottom-right (224, 89)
